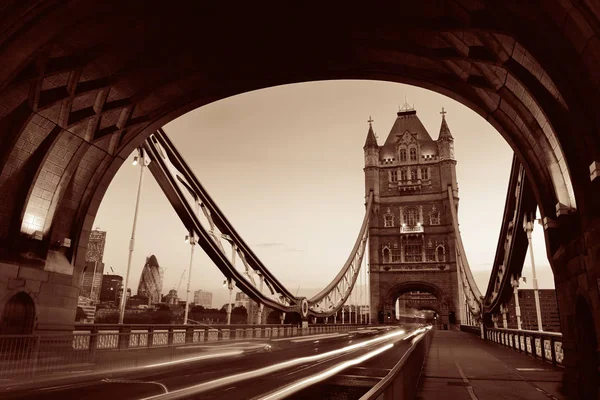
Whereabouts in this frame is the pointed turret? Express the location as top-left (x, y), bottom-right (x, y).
top-left (363, 117), bottom-right (378, 149)
top-left (437, 108), bottom-right (453, 141)
top-left (363, 116), bottom-right (380, 202)
top-left (437, 108), bottom-right (455, 161)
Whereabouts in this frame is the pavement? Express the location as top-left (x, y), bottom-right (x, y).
top-left (417, 330), bottom-right (566, 400)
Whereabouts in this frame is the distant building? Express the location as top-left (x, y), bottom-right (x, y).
top-left (506, 289), bottom-right (561, 332)
top-left (100, 274), bottom-right (123, 303)
top-left (165, 289), bottom-right (179, 305)
top-left (81, 229), bottom-right (107, 301)
top-left (234, 292), bottom-right (249, 308)
top-left (85, 229), bottom-right (107, 262)
top-left (77, 296), bottom-right (97, 323)
top-left (193, 290), bottom-right (213, 308)
top-left (137, 255), bottom-right (163, 305)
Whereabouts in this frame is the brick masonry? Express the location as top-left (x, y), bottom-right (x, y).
top-left (364, 108), bottom-right (464, 326)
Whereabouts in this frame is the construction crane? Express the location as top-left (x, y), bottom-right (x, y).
top-left (174, 269), bottom-right (186, 293)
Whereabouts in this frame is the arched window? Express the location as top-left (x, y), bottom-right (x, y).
top-left (0, 292), bottom-right (35, 334)
top-left (409, 147), bottom-right (417, 161)
top-left (399, 149), bottom-right (407, 162)
top-left (382, 247), bottom-right (391, 264)
top-left (436, 245), bottom-right (446, 262)
top-left (410, 169), bottom-right (417, 181)
top-left (400, 169), bottom-right (408, 181)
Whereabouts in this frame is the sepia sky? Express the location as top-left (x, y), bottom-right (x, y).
top-left (95, 80), bottom-right (555, 308)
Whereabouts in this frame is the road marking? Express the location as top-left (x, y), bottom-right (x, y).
top-left (454, 361), bottom-right (479, 400)
top-left (482, 351), bottom-right (559, 400)
top-left (515, 368), bottom-right (549, 371)
top-left (102, 378), bottom-right (168, 393)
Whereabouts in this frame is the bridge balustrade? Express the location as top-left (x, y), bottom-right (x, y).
top-left (360, 327), bottom-right (433, 400)
top-left (482, 327), bottom-right (564, 366)
top-left (0, 323), bottom-right (370, 379)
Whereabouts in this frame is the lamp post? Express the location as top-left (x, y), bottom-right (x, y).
top-left (183, 199), bottom-right (200, 325)
top-left (183, 231), bottom-right (196, 325)
top-left (523, 213), bottom-right (543, 332)
top-left (119, 148), bottom-right (149, 325)
top-left (511, 275), bottom-right (523, 330)
top-left (225, 278), bottom-right (234, 325)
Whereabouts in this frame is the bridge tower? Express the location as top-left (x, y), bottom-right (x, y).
top-left (364, 104), bottom-right (462, 327)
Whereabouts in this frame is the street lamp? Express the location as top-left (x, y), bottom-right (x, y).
top-left (119, 147), bottom-right (150, 324)
top-left (183, 231), bottom-right (196, 325)
top-left (511, 274), bottom-right (524, 330)
top-left (224, 278), bottom-right (235, 325)
top-left (523, 212), bottom-right (543, 332)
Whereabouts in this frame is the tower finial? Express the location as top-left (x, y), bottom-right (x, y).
top-left (398, 95), bottom-right (415, 113)
top-left (440, 107), bottom-right (447, 118)
top-left (368, 116), bottom-right (374, 127)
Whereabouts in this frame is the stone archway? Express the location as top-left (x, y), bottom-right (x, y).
top-left (0, 3), bottom-right (598, 394)
top-left (573, 296), bottom-right (598, 400)
top-left (383, 281), bottom-right (450, 326)
top-left (0, 292), bottom-right (36, 334)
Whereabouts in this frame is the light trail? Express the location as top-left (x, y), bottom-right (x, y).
top-left (256, 343), bottom-right (394, 400)
top-left (141, 350), bottom-right (244, 369)
top-left (139, 328), bottom-right (408, 400)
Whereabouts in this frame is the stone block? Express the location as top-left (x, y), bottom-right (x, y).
top-left (0, 262), bottom-right (19, 278)
top-left (39, 282), bottom-right (77, 298)
top-left (36, 305), bottom-right (76, 332)
top-left (38, 291), bottom-right (67, 307)
top-left (48, 272), bottom-right (74, 286)
top-left (7, 278), bottom-right (26, 289)
top-left (25, 279), bottom-right (41, 293)
top-left (18, 266), bottom-right (49, 282)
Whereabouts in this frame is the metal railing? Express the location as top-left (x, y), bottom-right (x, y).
top-left (0, 323), bottom-right (371, 380)
top-left (360, 326), bottom-right (433, 399)
top-left (484, 327), bottom-right (564, 366)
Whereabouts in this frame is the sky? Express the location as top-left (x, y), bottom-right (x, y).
top-left (95, 80), bottom-right (555, 309)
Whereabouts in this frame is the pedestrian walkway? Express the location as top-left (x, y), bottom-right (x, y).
top-left (417, 330), bottom-right (565, 400)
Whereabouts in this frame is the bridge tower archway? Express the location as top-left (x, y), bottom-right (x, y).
top-left (381, 281), bottom-right (452, 327)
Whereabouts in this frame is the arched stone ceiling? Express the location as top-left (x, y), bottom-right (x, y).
top-left (0, 1), bottom-right (598, 270)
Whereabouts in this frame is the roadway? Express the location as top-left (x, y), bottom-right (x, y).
top-left (1, 325), bottom-right (427, 400)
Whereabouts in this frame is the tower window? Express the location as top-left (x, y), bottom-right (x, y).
top-left (399, 149), bottom-right (407, 162)
top-left (429, 206), bottom-right (440, 225)
top-left (404, 237), bottom-right (423, 262)
top-left (384, 214), bottom-right (394, 228)
top-left (400, 169), bottom-right (408, 181)
top-left (382, 247), bottom-right (391, 263)
top-left (390, 170), bottom-right (398, 182)
top-left (426, 245), bottom-right (436, 262)
top-left (404, 207), bottom-right (420, 226)
top-left (421, 167), bottom-right (429, 180)
top-left (409, 148), bottom-right (417, 161)
top-left (436, 245), bottom-right (446, 262)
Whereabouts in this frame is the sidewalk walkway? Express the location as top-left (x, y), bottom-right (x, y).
top-left (417, 330), bottom-right (565, 400)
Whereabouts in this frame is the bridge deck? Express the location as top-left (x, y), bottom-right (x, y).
top-left (417, 330), bottom-right (565, 400)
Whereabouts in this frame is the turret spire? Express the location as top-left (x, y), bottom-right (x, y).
top-left (438, 107), bottom-right (453, 140)
top-left (363, 116), bottom-right (379, 149)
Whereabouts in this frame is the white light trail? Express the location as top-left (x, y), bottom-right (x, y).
top-left (141, 350), bottom-right (244, 369)
top-left (257, 343), bottom-right (394, 400)
top-left (139, 328), bottom-right (408, 400)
